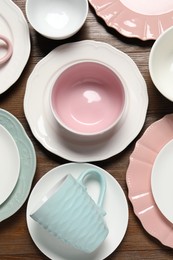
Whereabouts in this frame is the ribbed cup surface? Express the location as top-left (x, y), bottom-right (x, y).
top-left (31, 175), bottom-right (108, 253)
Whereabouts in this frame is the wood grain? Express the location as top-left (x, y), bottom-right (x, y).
top-left (0, 1), bottom-right (173, 259)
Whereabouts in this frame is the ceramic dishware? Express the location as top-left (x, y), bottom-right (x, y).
top-left (24, 40), bottom-right (148, 162)
top-left (50, 61), bottom-right (126, 140)
top-left (151, 139), bottom-right (173, 224)
top-left (0, 124), bottom-right (20, 205)
top-left (0, 109), bottom-right (36, 222)
top-left (27, 163), bottom-right (129, 260)
top-left (25, 0), bottom-right (88, 39)
top-left (89, 0), bottom-right (173, 40)
top-left (149, 26), bottom-right (173, 101)
top-left (30, 168), bottom-right (109, 253)
top-left (126, 113), bottom-right (173, 248)
top-left (0, 35), bottom-right (13, 65)
top-left (0, 0), bottom-right (30, 95)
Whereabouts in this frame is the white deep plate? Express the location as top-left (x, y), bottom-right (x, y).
top-left (0, 124), bottom-right (20, 205)
top-left (0, 0), bottom-right (30, 94)
top-left (26, 163), bottom-right (129, 260)
top-left (24, 40), bottom-right (148, 162)
top-left (0, 109), bottom-right (36, 221)
top-left (151, 139), bottom-right (173, 224)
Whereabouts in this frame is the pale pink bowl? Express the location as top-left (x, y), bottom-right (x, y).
top-left (50, 61), bottom-right (126, 138)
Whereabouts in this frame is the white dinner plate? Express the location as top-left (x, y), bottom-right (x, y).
top-left (0, 124), bottom-right (20, 205)
top-left (151, 139), bottom-right (173, 224)
top-left (27, 163), bottom-right (129, 260)
top-left (0, 0), bottom-right (30, 94)
top-left (0, 109), bottom-right (36, 221)
top-left (24, 40), bottom-right (148, 162)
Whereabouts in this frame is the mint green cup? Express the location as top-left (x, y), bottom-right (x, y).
top-left (30, 168), bottom-right (109, 253)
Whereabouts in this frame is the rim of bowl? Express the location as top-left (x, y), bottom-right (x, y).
top-left (149, 26), bottom-right (173, 101)
top-left (50, 60), bottom-right (128, 138)
top-left (25, 0), bottom-right (89, 40)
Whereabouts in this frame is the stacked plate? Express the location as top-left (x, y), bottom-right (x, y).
top-left (24, 40), bottom-right (148, 162)
top-left (0, 109), bottom-right (36, 222)
top-left (126, 113), bottom-right (173, 248)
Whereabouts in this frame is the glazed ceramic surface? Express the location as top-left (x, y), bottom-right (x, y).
top-left (126, 114), bottom-right (173, 248)
top-left (26, 0), bottom-right (88, 39)
top-left (151, 139), bottom-right (173, 224)
top-left (24, 40), bottom-right (148, 162)
top-left (149, 26), bottom-right (173, 101)
top-left (0, 0), bottom-right (30, 94)
top-left (30, 169), bottom-right (108, 253)
top-left (51, 61), bottom-right (126, 135)
top-left (27, 163), bottom-right (129, 260)
top-left (89, 0), bottom-right (173, 40)
top-left (0, 125), bottom-right (20, 205)
top-left (0, 109), bottom-right (36, 221)
top-left (0, 34), bottom-right (13, 65)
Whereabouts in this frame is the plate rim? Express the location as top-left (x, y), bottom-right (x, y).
top-left (126, 113), bottom-right (173, 248)
top-left (89, 0), bottom-right (173, 40)
top-left (0, 109), bottom-right (36, 221)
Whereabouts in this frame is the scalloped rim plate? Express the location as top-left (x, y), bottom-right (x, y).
top-left (24, 40), bottom-right (148, 162)
top-left (26, 163), bottom-right (129, 260)
top-left (126, 114), bottom-right (173, 248)
top-left (0, 109), bottom-right (36, 222)
top-left (0, 0), bottom-right (30, 94)
top-left (89, 0), bottom-right (173, 40)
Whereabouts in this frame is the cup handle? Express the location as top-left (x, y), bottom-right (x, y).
top-left (0, 35), bottom-right (13, 65)
top-left (77, 168), bottom-right (106, 209)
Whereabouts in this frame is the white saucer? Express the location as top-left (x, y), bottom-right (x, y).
top-left (0, 0), bottom-right (30, 94)
top-left (26, 163), bottom-right (129, 260)
top-left (24, 40), bottom-right (148, 162)
top-left (151, 139), bottom-right (173, 224)
top-left (0, 124), bottom-right (20, 205)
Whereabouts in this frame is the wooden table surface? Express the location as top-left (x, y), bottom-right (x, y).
top-left (1, 1), bottom-right (173, 259)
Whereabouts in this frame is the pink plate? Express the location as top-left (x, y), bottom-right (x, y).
top-left (89, 0), bottom-right (173, 40)
top-left (126, 114), bottom-right (173, 248)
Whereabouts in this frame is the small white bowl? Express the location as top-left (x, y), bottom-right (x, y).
top-left (50, 61), bottom-right (127, 140)
top-left (25, 0), bottom-right (88, 40)
top-left (149, 26), bottom-right (173, 101)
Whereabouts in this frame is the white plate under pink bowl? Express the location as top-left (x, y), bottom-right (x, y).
top-left (89, 0), bottom-right (173, 40)
top-left (126, 114), bottom-right (173, 248)
top-left (24, 40), bottom-right (148, 162)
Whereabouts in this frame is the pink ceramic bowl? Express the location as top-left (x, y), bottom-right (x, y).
top-left (50, 61), bottom-right (126, 139)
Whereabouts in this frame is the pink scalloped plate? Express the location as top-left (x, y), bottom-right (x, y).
top-left (126, 114), bottom-right (173, 248)
top-left (89, 0), bottom-right (173, 40)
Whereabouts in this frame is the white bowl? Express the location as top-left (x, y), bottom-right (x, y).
top-left (25, 0), bottom-right (88, 40)
top-left (149, 26), bottom-right (173, 101)
top-left (50, 61), bottom-right (127, 140)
